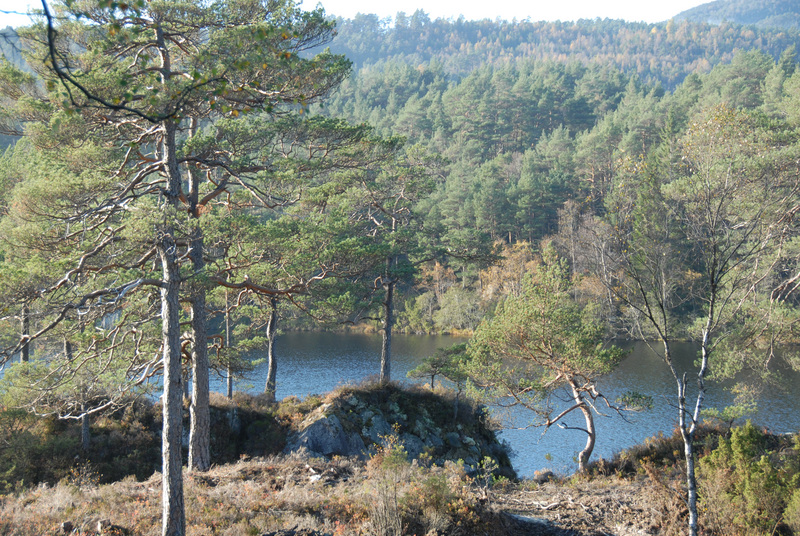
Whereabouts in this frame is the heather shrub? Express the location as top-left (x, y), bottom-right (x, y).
top-left (698, 422), bottom-right (799, 536)
top-left (0, 394), bottom-right (291, 491)
top-left (363, 428), bottom-right (489, 536)
top-left (785, 488), bottom-right (800, 534)
top-left (0, 407), bottom-right (79, 492)
top-left (364, 430), bottom-right (409, 536)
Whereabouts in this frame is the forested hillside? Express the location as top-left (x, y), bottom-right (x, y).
top-left (5, 6), bottom-right (796, 338)
top-left (314, 37), bottom-right (800, 336)
top-left (316, 12), bottom-right (800, 342)
top-left (327, 13), bottom-right (800, 87)
top-left (2, 2), bottom-right (800, 535)
top-left (676, 0), bottom-right (800, 29)
top-left (316, 17), bottom-right (800, 531)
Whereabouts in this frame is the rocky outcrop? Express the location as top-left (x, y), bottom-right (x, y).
top-left (284, 384), bottom-right (514, 477)
top-left (286, 406), bottom-right (366, 458)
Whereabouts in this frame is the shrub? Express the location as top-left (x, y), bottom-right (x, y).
top-left (785, 488), bottom-right (800, 534)
top-left (364, 431), bottom-right (409, 536)
top-left (361, 427), bottom-right (493, 536)
top-left (0, 408), bottom-right (81, 491)
top-left (698, 422), bottom-right (797, 536)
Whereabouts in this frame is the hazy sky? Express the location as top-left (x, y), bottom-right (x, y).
top-left (302, 0), bottom-right (710, 24)
top-left (1, 0), bottom-right (711, 27)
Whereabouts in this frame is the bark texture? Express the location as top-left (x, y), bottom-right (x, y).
top-left (264, 297), bottom-right (278, 402)
top-left (225, 290), bottom-right (233, 399)
top-left (159, 239), bottom-right (185, 536)
top-left (379, 278), bottom-right (393, 384)
top-left (188, 271), bottom-right (211, 472)
top-left (160, 115), bottom-right (185, 536)
top-left (571, 383), bottom-right (596, 474)
top-left (188, 154), bottom-right (211, 473)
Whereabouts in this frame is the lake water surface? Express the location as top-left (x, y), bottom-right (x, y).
top-left (216, 332), bottom-right (800, 477)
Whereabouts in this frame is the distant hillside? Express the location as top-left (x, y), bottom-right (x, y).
top-left (0, 27), bottom-right (24, 69)
top-left (327, 14), bottom-right (800, 88)
top-left (0, 28), bottom-right (26, 150)
top-left (4, 13), bottom-right (800, 91)
top-left (675, 0), bottom-right (800, 30)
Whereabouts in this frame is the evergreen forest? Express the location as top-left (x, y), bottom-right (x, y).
top-left (1, 1), bottom-right (800, 535)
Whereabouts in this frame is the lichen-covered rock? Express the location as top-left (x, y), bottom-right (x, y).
top-left (362, 414), bottom-right (393, 444)
top-left (444, 431), bottom-right (462, 448)
top-left (425, 432), bottom-right (444, 449)
top-left (400, 433), bottom-right (426, 459)
top-left (285, 407), bottom-right (366, 458)
top-left (283, 383), bottom-right (515, 479)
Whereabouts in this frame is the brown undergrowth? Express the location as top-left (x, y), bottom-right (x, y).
top-left (0, 448), bottom-right (530, 536)
top-left (2, 386), bottom-right (799, 536)
top-left (3, 436), bottom-right (800, 535)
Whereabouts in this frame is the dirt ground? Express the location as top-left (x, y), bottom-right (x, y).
top-left (492, 476), bottom-right (683, 536)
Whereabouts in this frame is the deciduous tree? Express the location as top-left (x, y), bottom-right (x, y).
top-left (599, 105), bottom-right (800, 536)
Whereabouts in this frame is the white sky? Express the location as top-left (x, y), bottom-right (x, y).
top-left (300, 0), bottom-right (711, 24)
top-left (1, 0), bottom-right (711, 28)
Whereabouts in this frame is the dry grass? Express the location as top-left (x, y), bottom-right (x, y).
top-left (0, 451), bottom-right (523, 535)
top-left (8, 387), bottom-right (796, 536)
top-left (10, 445), bottom-right (796, 536)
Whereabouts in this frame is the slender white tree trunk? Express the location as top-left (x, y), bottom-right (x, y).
top-left (576, 405), bottom-right (596, 473)
top-left (569, 381), bottom-right (596, 473)
top-left (664, 336), bottom-right (701, 536)
top-left (683, 307), bottom-right (712, 536)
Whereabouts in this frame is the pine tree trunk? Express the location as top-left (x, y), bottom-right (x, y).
top-left (182, 367), bottom-right (190, 400)
top-left (160, 116), bottom-right (185, 536)
top-left (225, 290), bottom-right (233, 399)
top-left (66, 339), bottom-right (91, 451)
top-left (188, 156), bottom-right (210, 473)
top-left (20, 303), bottom-right (29, 362)
top-left (188, 260), bottom-right (210, 471)
top-left (380, 278), bottom-right (394, 384)
top-left (159, 238), bottom-right (185, 536)
top-left (264, 297), bottom-right (278, 403)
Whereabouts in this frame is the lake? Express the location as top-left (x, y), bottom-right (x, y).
top-left (215, 332), bottom-right (800, 477)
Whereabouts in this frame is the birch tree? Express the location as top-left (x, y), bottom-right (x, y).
top-left (600, 105), bottom-right (800, 536)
